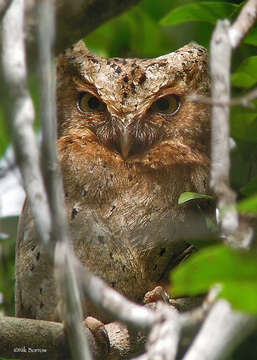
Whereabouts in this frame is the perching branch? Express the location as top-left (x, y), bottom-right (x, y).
top-left (0, 315), bottom-right (144, 360)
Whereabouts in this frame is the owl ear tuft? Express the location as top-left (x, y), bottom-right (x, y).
top-left (57, 40), bottom-right (101, 81)
top-left (60, 40), bottom-right (89, 58)
top-left (71, 40), bottom-right (89, 53)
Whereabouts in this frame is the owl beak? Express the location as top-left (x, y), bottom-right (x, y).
top-left (120, 128), bottom-right (133, 160)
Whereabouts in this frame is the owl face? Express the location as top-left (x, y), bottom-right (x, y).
top-left (57, 41), bottom-right (210, 163)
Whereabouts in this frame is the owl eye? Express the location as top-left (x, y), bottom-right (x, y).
top-left (78, 92), bottom-right (106, 113)
top-left (150, 94), bottom-right (180, 115)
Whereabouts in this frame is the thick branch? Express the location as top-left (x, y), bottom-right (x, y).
top-left (25, 0), bottom-right (140, 58)
top-left (0, 316), bottom-right (144, 360)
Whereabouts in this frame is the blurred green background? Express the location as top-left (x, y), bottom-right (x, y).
top-left (0, 0), bottom-right (257, 327)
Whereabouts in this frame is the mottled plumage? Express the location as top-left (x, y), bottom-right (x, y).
top-left (16, 41), bottom-right (211, 323)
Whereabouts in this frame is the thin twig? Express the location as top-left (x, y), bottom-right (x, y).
top-left (37, 1), bottom-right (92, 359)
top-left (239, 86), bottom-right (257, 105)
top-left (229, 0), bottom-right (257, 48)
top-left (188, 90), bottom-right (257, 109)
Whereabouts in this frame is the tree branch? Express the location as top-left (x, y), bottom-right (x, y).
top-left (229, 0), bottom-right (257, 48)
top-left (183, 300), bottom-right (257, 360)
top-left (0, 315), bottom-right (144, 360)
top-left (133, 304), bottom-right (181, 360)
top-left (183, 1), bottom-right (257, 359)
top-left (74, 258), bottom-right (157, 331)
top-left (188, 88), bottom-right (257, 109)
top-left (37, 1), bottom-right (93, 359)
top-left (25, 0), bottom-right (140, 59)
top-left (1, 0), bottom-right (52, 248)
top-left (0, 0), bottom-right (11, 20)
top-left (210, 19), bottom-right (239, 238)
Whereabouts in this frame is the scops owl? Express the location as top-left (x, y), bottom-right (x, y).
top-left (16, 41), bottom-right (211, 323)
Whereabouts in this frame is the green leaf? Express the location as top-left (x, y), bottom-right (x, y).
top-left (0, 109), bottom-right (10, 158)
top-left (160, 2), bottom-right (238, 26)
top-left (178, 192), bottom-right (213, 205)
top-left (232, 56), bottom-right (257, 88)
top-left (230, 106), bottom-right (257, 142)
top-left (244, 25), bottom-right (257, 46)
top-left (171, 245), bottom-right (257, 313)
top-left (241, 177), bottom-right (257, 197)
top-left (221, 281), bottom-right (257, 314)
top-left (238, 193), bottom-right (257, 213)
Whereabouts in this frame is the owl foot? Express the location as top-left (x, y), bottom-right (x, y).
top-left (143, 285), bottom-right (170, 304)
top-left (84, 316), bottom-right (110, 354)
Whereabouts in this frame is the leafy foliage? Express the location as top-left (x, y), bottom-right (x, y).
top-left (238, 193), bottom-right (257, 214)
top-left (160, 2), bottom-right (238, 26)
top-left (171, 245), bottom-right (257, 314)
top-left (232, 57), bottom-right (257, 88)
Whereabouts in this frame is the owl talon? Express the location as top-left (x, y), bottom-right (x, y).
top-left (143, 286), bottom-right (170, 304)
top-left (84, 316), bottom-right (110, 353)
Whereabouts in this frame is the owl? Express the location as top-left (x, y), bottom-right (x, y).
top-left (15, 41), bottom-right (211, 324)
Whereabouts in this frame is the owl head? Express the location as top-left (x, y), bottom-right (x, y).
top-left (57, 41), bottom-right (210, 163)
